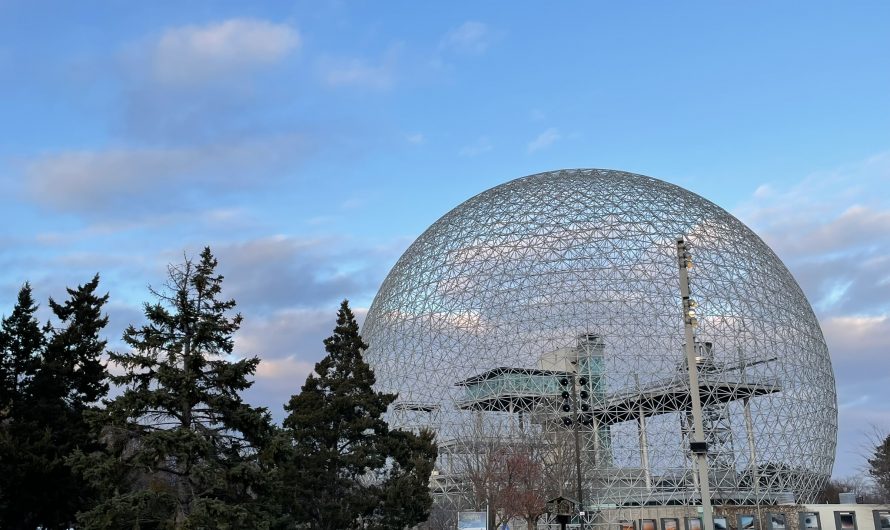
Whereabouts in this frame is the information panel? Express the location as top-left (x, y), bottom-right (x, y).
top-left (458, 511), bottom-right (487, 530)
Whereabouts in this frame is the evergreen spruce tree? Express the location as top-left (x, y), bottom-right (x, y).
top-left (13, 275), bottom-right (112, 529)
top-left (869, 433), bottom-right (890, 502)
top-left (281, 300), bottom-right (437, 530)
top-left (0, 283), bottom-right (46, 528)
top-left (74, 248), bottom-right (274, 528)
top-left (37, 274), bottom-right (111, 411)
top-left (0, 283), bottom-right (43, 415)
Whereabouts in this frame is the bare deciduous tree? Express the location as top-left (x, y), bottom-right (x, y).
top-left (818, 475), bottom-right (882, 504)
top-left (454, 418), bottom-right (585, 530)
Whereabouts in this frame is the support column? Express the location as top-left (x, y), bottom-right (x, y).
top-left (744, 397), bottom-right (760, 503)
top-left (593, 415), bottom-right (601, 467)
top-left (677, 237), bottom-right (714, 530)
top-left (687, 413), bottom-right (700, 492)
top-left (639, 406), bottom-right (652, 490)
top-left (571, 373), bottom-right (586, 530)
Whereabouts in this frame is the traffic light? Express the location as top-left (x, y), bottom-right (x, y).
top-left (577, 373), bottom-right (594, 426)
top-left (559, 376), bottom-right (573, 426)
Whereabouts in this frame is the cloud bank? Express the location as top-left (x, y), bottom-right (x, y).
top-left (25, 135), bottom-right (308, 215)
top-left (151, 18), bottom-right (300, 86)
top-left (734, 151), bottom-right (890, 475)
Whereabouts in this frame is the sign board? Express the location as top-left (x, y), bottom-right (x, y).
top-left (458, 511), bottom-right (487, 530)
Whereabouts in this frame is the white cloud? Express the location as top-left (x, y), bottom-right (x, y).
top-left (734, 152), bottom-right (890, 259)
top-left (527, 127), bottom-right (561, 153)
top-left (733, 150), bottom-right (890, 475)
top-left (236, 307), bottom-right (332, 361)
top-left (319, 47), bottom-right (399, 90)
top-left (838, 393), bottom-right (870, 410)
top-left (213, 235), bottom-right (404, 313)
top-left (234, 307), bottom-right (333, 413)
top-left (151, 18), bottom-right (299, 85)
top-left (31, 207), bottom-right (253, 244)
top-left (459, 136), bottom-right (493, 157)
top-left (734, 152), bottom-right (890, 318)
top-left (734, 153), bottom-right (890, 474)
top-left (406, 132), bottom-right (425, 145)
top-left (822, 315), bottom-right (890, 357)
top-left (112, 19), bottom-right (300, 142)
top-left (236, 304), bottom-right (370, 418)
top-left (753, 183), bottom-right (773, 199)
top-left (25, 135), bottom-right (308, 214)
top-left (255, 356), bottom-right (315, 381)
top-left (440, 21), bottom-right (494, 55)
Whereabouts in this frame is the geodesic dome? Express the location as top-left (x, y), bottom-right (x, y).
top-left (361, 169), bottom-right (837, 508)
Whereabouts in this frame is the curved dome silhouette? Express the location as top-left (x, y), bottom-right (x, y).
top-left (362, 169), bottom-right (836, 507)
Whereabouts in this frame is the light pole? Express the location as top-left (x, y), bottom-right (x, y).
top-left (676, 237), bottom-right (714, 530)
top-left (558, 366), bottom-right (586, 530)
top-left (570, 371), bottom-right (585, 530)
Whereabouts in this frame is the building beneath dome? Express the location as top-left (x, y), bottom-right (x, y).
top-left (361, 169), bottom-right (840, 526)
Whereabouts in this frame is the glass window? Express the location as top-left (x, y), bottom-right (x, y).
top-left (640, 519), bottom-right (656, 530)
top-left (835, 512), bottom-right (856, 530)
top-left (800, 512), bottom-right (821, 530)
top-left (873, 511), bottom-right (890, 530)
top-left (768, 513), bottom-right (786, 530)
top-left (738, 515), bottom-right (756, 530)
top-left (662, 518), bottom-right (680, 530)
top-left (685, 518), bottom-right (702, 530)
top-left (714, 518), bottom-right (728, 530)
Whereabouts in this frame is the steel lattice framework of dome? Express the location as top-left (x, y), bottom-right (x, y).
top-left (361, 169), bottom-right (837, 510)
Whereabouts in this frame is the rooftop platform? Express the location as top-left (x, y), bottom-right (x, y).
top-left (454, 366), bottom-right (780, 425)
top-left (454, 366), bottom-right (572, 412)
top-left (589, 373), bottom-right (781, 426)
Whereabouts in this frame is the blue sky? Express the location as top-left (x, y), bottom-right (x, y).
top-left (1, 1), bottom-right (889, 478)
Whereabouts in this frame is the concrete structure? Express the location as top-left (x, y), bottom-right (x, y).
top-left (545, 504), bottom-right (890, 530)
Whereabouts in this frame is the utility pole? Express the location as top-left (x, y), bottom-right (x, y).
top-left (559, 349), bottom-right (589, 530)
top-left (571, 371), bottom-right (585, 530)
top-left (677, 237), bottom-right (714, 530)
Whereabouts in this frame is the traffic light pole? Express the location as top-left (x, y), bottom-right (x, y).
top-left (677, 237), bottom-right (714, 530)
top-left (571, 373), bottom-right (585, 530)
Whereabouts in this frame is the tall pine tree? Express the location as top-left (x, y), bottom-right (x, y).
top-left (37, 274), bottom-right (111, 411)
top-left (1, 276), bottom-right (113, 529)
top-left (0, 283), bottom-right (46, 528)
top-left (281, 300), bottom-right (437, 530)
top-left (869, 432), bottom-right (890, 502)
top-left (29, 275), bottom-right (112, 529)
top-left (74, 248), bottom-right (274, 528)
top-left (0, 283), bottom-right (43, 415)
